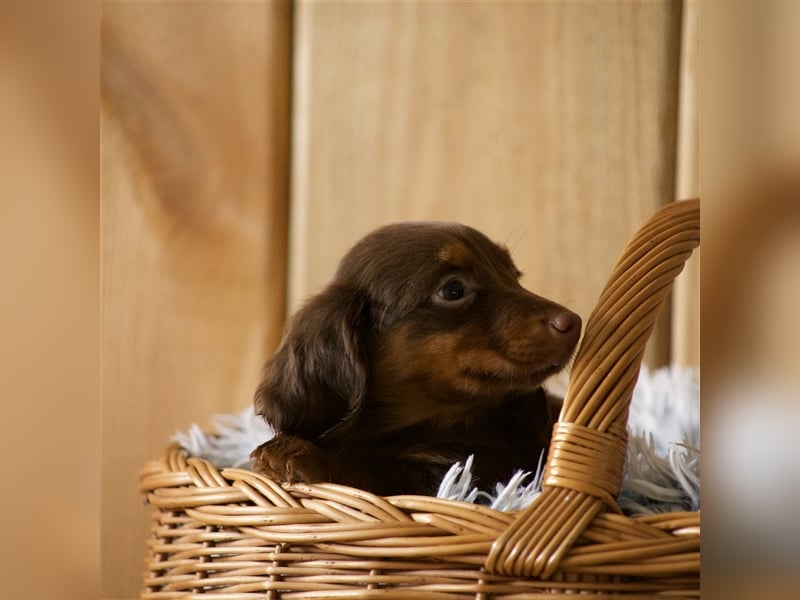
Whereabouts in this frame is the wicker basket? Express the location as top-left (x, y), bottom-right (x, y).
top-left (140, 199), bottom-right (700, 598)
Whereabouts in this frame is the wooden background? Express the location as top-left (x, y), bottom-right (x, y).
top-left (102, 1), bottom-right (698, 598)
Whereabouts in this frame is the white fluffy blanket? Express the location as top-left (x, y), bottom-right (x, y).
top-left (175, 366), bottom-right (699, 516)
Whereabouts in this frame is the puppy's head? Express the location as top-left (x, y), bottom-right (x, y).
top-left (255, 222), bottom-right (581, 436)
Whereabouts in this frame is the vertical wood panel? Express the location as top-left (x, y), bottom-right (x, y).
top-left (290, 1), bottom-right (682, 367)
top-left (673, 0), bottom-right (700, 367)
top-left (101, 2), bottom-right (290, 597)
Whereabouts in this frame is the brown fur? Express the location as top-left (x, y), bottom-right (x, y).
top-left (251, 222), bottom-right (581, 496)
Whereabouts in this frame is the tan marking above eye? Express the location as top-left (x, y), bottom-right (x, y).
top-left (436, 242), bottom-right (472, 267)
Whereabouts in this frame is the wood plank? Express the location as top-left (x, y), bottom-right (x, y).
top-left (672, 0), bottom-right (700, 367)
top-left (101, 2), bottom-right (290, 597)
top-left (290, 1), bottom-right (682, 367)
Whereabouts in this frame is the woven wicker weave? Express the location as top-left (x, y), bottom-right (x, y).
top-left (140, 199), bottom-right (700, 598)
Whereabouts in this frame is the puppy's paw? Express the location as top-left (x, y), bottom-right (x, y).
top-left (250, 434), bottom-right (330, 484)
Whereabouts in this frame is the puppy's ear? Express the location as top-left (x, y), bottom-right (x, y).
top-left (255, 284), bottom-right (369, 439)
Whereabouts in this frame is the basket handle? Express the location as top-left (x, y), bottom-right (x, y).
top-left (485, 199), bottom-right (700, 579)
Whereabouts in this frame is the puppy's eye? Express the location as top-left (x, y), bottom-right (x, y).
top-left (440, 280), bottom-right (465, 301)
top-left (432, 275), bottom-right (475, 307)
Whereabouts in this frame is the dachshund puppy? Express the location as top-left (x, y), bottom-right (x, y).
top-left (251, 222), bottom-right (581, 496)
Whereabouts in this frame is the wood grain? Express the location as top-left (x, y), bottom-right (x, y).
top-left (289, 0), bottom-right (683, 367)
top-left (101, 2), bottom-right (290, 597)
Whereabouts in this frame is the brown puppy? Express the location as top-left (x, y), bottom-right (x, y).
top-left (251, 222), bottom-right (581, 496)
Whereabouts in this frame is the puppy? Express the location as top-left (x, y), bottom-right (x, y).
top-left (251, 222), bottom-right (581, 496)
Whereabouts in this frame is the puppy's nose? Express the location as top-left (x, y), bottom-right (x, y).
top-left (549, 310), bottom-right (581, 335)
